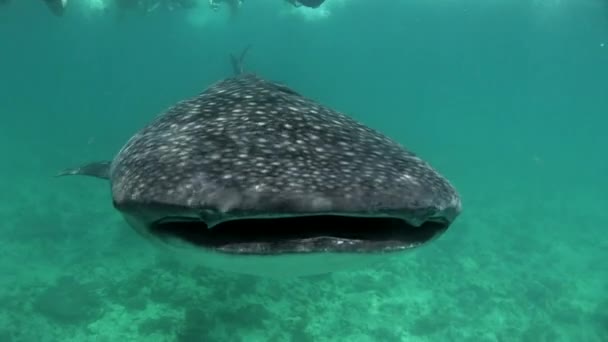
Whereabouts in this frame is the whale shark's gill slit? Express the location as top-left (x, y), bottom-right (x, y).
top-left (149, 216), bottom-right (449, 254)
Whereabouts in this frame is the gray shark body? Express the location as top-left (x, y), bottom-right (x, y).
top-left (59, 73), bottom-right (461, 276)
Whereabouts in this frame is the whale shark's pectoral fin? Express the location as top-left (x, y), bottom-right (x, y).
top-left (56, 161), bottom-right (111, 180)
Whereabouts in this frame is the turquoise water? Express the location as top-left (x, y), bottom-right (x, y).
top-left (1, 0), bottom-right (607, 341)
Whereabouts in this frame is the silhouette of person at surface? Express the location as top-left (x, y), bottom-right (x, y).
top-left (6, 0), bottom-right (329, 17)
top-left (285, 0), bottom-right (326, 8)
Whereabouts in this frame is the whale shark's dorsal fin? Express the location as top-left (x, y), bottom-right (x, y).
top-left (56, 161), bottom-right (111, 180)
top-left (230, 45), bottom-right (252, 76)
top-left (44, 0), bottom-right (68, 17)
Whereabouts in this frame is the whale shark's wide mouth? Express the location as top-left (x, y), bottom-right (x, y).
top-left (149, 215), bottom-right (449, 254)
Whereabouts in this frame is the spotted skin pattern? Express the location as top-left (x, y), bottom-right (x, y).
top-left (108, 74), bottom-right (461, 225)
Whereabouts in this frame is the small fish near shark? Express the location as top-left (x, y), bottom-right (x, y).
top-left (57, 48), bottom-right (462, 277)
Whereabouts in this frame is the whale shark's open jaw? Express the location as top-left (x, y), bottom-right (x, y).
top-left (148, 214), bottom-right (450, 254)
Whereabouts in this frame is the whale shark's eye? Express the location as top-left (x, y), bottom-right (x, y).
top-left (149, 215), bottom-right (449, 254)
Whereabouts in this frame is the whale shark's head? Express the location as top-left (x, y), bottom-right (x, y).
top-left (59, 74), bottom-right (462, 277)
